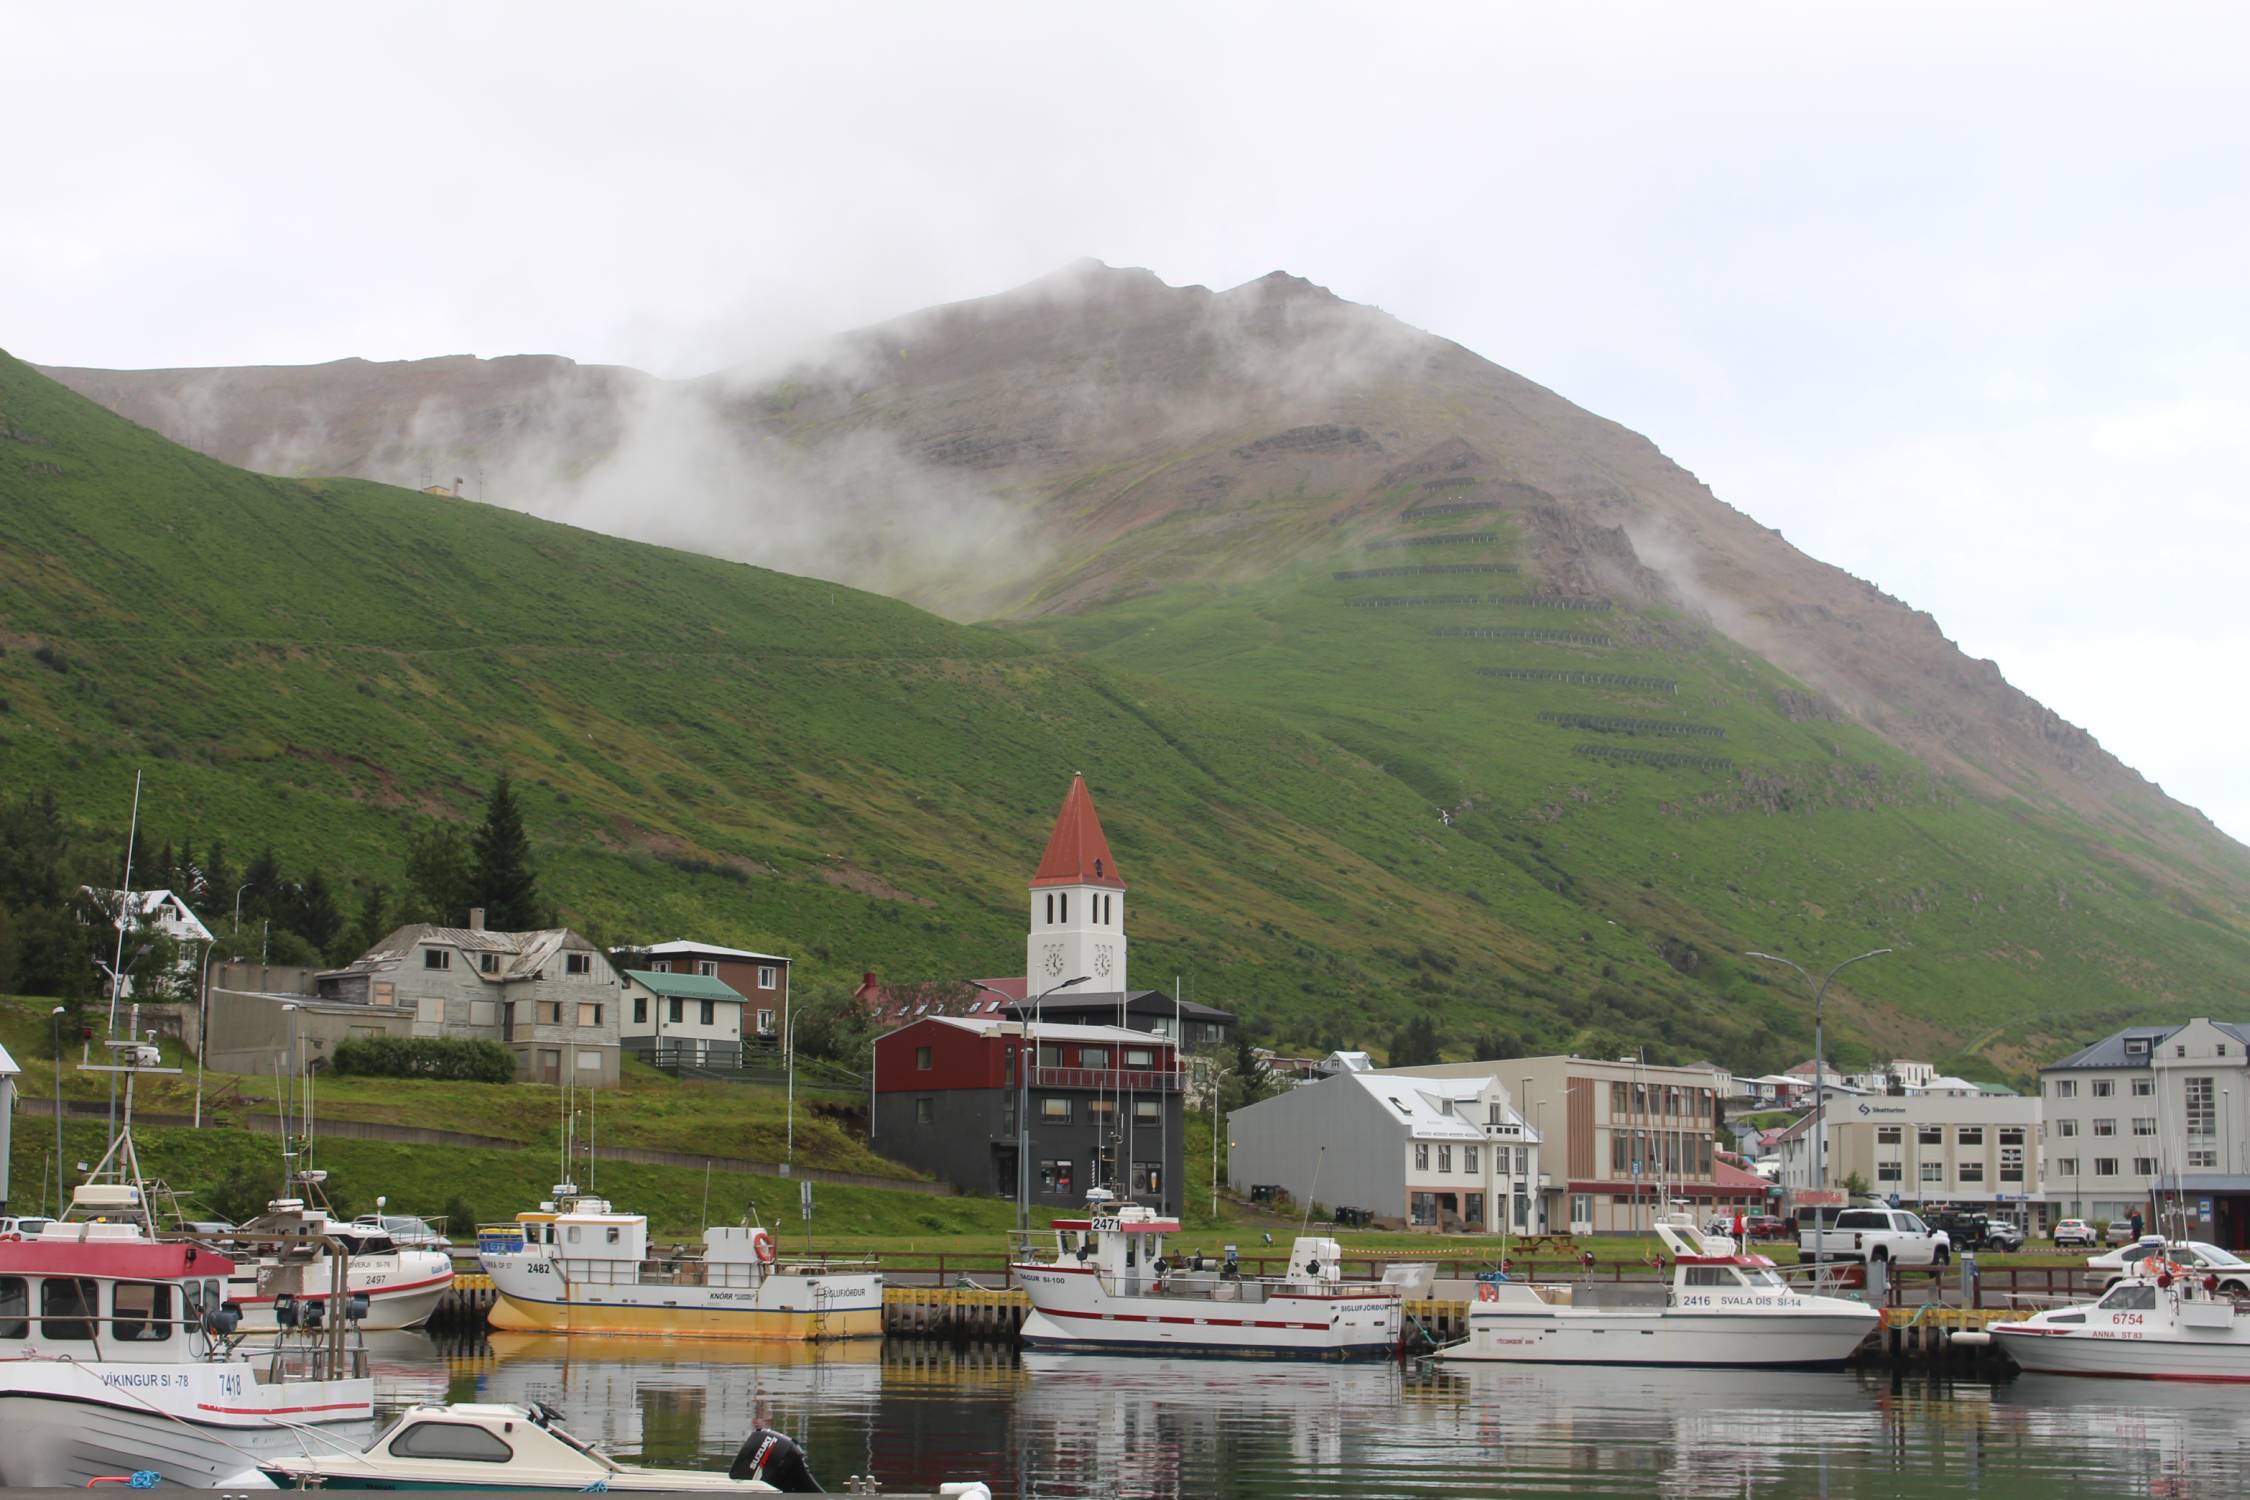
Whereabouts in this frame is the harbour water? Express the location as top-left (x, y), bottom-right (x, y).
top-left (352, 1334), bottom-right (2250, 1498)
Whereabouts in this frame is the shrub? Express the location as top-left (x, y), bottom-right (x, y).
top-left (331, 1035), bottom-right (516, 1083)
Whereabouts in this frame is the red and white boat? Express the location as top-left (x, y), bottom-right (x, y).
top-left (1433, 1212), bottom-right (1878, 1368)
top-left (226, 1191), bottom-right (456, 1333)
top-left (0, 1215), bottom-right (375, 1487)
top-left (1011, 1191), bottom-right (1424, 1359)
top-left (1985, 1254), bottom-right (2250, 1382)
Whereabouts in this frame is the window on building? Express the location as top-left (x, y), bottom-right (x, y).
top-left (576, 1002), bottom-right (601, 1027)
top-left (1957, 1127), bottom-right (1984, 1146)
top-left (2189, 1149), bottom-right (2218, 1168)
top-left (668, 998), bottom-right (683, 1024)
top-left (1132, 1161), bottom-right (1161, 1194)
top-left (2094, 1157), bottom-right (2119, 1177)
top-left (1516, 1146), bottom-right (1529, 1177)
top-left (1042, 1097), bottom-right (1072, 1123)
top-left (758, 966), bottom-right (778, 989)
top-left (1134, 1098), bottom-right (1160, 1120)
top-left (1877, 1126), bottom-right (1902, 1145)
top-left (632, 996), bottom-right (647, 1025)
top-left (2093, 1119), bottom-right (2116, 1137)
top-left (1611, 1082), bottom-right (1628, 1113)
top-left (2132, 1078), bottom-right (2154, 1097)
top-left (1570, 1193), bottom-right (1593, 1226)
top-left (2001, 1147), bottom-right (2024, 1182)
top-left (1415, 1143), bottom-right (1430, 1171)
top-left (2134, 1156), bottom-right (2158, 1177)
top-left (1079, 1047), bottom-right (1109, 1068)
top-left (1002, 1093), bottom-right (1017, 1132)
top-left (696, 999), bottom-right (714, 1027)
top-left (480, 953), bottom-right (499, 974)
top-left (2056, 1157), bottom-right (2079, 1177)
top-left (1488, 1102), bottom-right (1503, 1126)
top-left (915, 1046), bottom-right (932, 1070)
top-left (423, 948), bottom-right (451, 970)
top-left (566, 953), bottom-right (592, 975)
top-left (1041, 1159), bottom-right (1074, 1192)
top-left (1877, 1161), bottom-right (1903, 1182)
top-left (2186, 1077), bottom-right (2216, 1136)
top-left (2132, 1117), bottom-right (2155, 1136)
top-left (538, 1001), bottom-right (562, 1025)
top-left (692, 960), bottom-right (715, 978)
top-left (2092, 1079), bottom-right (2115, 1098)
top-left (2058, 1119), bottom-right (2078, 1137)
top-left (1958, 1162), bottom-right (1984, 1183)
top-left (1919, 1126), bottom-right (1943, 1146)
top-left (1437, 1145), bottom-right (1453, 1174)
top-left (2000, 1127), bottom-right (2026, 1146)
top-left (1464, 1145), bottom-right (1480, 1174)
top-left (652, 960), bottom-right (670, 973)
top-left (2055, 1079), bottom-right (2077, 1098)
top-left (915, 1098), bottom-right (933, 1125)
top-left (1087, 1098), bottom-right (1114, 1119)
top-left (756, 1009), bottom-right (774, 1034)
top-left (1125, 1048), bottom-right (1153, 1068)
top-left (1919, 1161), bottom-right (1943, 1184)
top-left (1039, 1044), bottom-right (1065, 1068)
top-left (1611, 1133), bottom-right (1627, 1172)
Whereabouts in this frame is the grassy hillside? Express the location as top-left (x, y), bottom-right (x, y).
top-left (4, 347), bottom-right (2245, 1080)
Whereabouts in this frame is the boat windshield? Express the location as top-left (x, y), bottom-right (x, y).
top-left (2098, 1282), bottom-right (2158, 1311)
top-left (1740, 1267), bottom-right (1788, 1290)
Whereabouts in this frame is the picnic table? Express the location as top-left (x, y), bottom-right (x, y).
top-left (1509, 1234), bottom-right (1578, 1255)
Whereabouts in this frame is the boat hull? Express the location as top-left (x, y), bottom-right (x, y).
top-left (232, 1257), bottom-right (457, 1332)
top-left (1994, 1327), bottom-right (2250, 1382)
top-left (484, 1262), bottom-right (883, 1340)
top-left (1436, 1306), bottom-right (1879, 1367)
top-left (0, 1366), bottom-right (374, 1487)
top-left (1014, 1264), bottom-right (1403, 1360)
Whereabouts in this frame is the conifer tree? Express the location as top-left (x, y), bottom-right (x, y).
top-left (472, 773), bottom-right (540, 931)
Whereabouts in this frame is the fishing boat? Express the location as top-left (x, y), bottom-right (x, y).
top-left (0, 1208), bottom-right (376, 1488)
top-left (478, 1186), bottom-right (882, 1339)
top-left (227, 1183), bottom-right (458, 1333)
top-left (1432, 1211), bottom-right (1878, 1367)
top-left (1984, 1255), bottom-right (2250, 1381)
top-left (1010, 1190), bottom-right (1427, 1358)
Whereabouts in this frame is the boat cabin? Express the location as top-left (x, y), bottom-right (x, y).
top-left (0, 1221), bottom-right (236, 1361)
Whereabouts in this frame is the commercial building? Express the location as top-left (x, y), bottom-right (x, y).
top-left (1771, 1090), bottom-right (2043, 1221)
top-left (871, 1014), bottom-right (1183, 1213)
top-left (1365, 1055), bottom-right (1734, 1233)
top-left (1227, 1069), bottom-right (1541, 1230)
top-left (315, 911), bottom-right (623, 1084)
top-left (2041, 1018), bottom-right (2250, 1241)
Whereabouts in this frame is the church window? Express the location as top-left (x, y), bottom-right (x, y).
top-left (1060, 894), bottom-right (1068, 922)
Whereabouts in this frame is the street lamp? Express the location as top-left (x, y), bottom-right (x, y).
top-left (234, 883), bottom-right (252, 935)
top-left (51, 1006), bottom-right (67, 1217)
top-left (971, 975), bottom-right (1088, 1237)
top-left (193, 940), bottom-right (220, 1129)
top-left (1745, 948), bottom-right (1890, 1240)
top-left (784, 1009), bottom-right (798, 1173)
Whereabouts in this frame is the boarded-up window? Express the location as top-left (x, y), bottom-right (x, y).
top-left (371, 981), bottom-right (395, 1007)
top-left (469, 1000), bottom-right (496, 1028)
top-left (417, 996), bottom-right (444, 1025)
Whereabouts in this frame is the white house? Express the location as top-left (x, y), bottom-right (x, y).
top-left (619, 968), bottom-right (751, 1067)
top-left (1229, 1069), bottom-right (1541, 1231)
top-left (81, 887), bottom-right (215, 996)
top-left (1888, 1060), bottom-right (1939, 1090)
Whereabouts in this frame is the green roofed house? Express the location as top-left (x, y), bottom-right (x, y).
top-left (619, 968), bottom-right (751, 1070)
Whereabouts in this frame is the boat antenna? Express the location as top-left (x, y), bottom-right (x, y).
top-left (1299, 1146), bottom-right (1325, 1242)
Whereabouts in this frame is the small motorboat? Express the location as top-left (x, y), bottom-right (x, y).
top-left (259, 1403), bottom-right (995, 1495)
top-left (261, 1402), bottom-right (813, 1491)
top-left (1986, 1255), bottom-right (2250, 1381)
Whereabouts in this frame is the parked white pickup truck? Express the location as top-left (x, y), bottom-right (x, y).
top-left (1799, 1206), bottom-right (1953, 1267)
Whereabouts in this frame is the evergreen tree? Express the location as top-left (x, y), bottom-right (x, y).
top-left (345, 884), bottom-right (390, 958)
top-left (1387, 1014), bottom-right (1443, 1068)
top-left (291, 869), bottom-right (342, 956)
top-left (404, 822), bottom-right (474, 926)
top-left (472, 773), bottom-right (539, 930)
top-left (201, 840), bottom-right (233, 926)
top-left (241, 847), bottom-right (284, 926)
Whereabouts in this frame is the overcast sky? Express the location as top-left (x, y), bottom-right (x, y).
top-left (6, 1), bottom-right (2246, 842)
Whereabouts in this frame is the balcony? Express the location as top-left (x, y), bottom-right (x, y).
top-left (1032, 1065), bottom-right (1180, 1093)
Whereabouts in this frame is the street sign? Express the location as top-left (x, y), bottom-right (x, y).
top-left (800, 1179), bottom-right (813, 1222)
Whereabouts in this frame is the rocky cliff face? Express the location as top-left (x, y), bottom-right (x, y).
top-left (41, 262), bottom-right (2248, 897)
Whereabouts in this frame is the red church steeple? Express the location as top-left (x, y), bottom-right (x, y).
top-left (1029, 772), bottom-right (1124, 890)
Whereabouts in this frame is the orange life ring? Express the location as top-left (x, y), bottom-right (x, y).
top-left (751, 1228), bottom-right (777, 1265)
top-left (1476, 1281), bottom-right (1499, 1303)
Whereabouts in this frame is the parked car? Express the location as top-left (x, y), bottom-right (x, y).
top-left (2105, 1219), bottom-right (2141, 1244)
top-left (2053, 1218), bottom-right (2097, 1249)
top-left (2087, 1237), bottom-right (2250, 1294)
top-left (0, 1216), bottom-right (54, 1242)
top-left (1801, 1206), bottom-right (1952, 1267)
top-left (1926, 1210), bottom-right (2025, 1252)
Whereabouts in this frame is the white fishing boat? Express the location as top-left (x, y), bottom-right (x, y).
top-left (0, 1212), bottom-right (376, 1488)
top-left (1433, 1212), bottom-right (1878, 1368)
top-left (1011, 1190), bottom-right (1425, 1359)
top-left (479, 1186), bottom-right (882, 1339)
top-left (228, 1187), bottom-right (457, 1333)
top-left (259, 1401), bottom-right (995, 1495)
top-left (1986, 1255), bottom-right (2250, 1382)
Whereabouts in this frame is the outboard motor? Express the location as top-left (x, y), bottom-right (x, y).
top-left (731, 1429), bottom-right (822, 1493)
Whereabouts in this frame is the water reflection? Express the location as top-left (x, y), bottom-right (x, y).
top-left (395, 1337), bottom-right (2250, 1500)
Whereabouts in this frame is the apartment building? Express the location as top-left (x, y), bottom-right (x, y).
top-left (1773, 1091), bottom-right (2043, 1219)
top-left (2041, 1018), bottom-right (2250, 1241)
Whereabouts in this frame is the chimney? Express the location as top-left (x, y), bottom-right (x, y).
top-left (469, 907), bottom-right (486, 932)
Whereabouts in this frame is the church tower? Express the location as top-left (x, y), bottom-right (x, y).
top-left (1026, 773), bottom-right (1127, 995)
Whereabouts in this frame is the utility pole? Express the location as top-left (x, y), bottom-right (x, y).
top-left (105, 771), bottom-right (143, 1142)
top-left (1746, 947), bottom-right (1891, 1248)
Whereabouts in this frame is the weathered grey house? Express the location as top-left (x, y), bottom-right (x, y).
top-left (315, 911), bottom-right (623, 1085)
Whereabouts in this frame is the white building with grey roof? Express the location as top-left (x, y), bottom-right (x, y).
top-left (2041, 1017), bottom-right (2250, 1241)
top-left (314, 909), bottom-right (623, 1084)
top-left (1227, 1069), bottom-right (1542, 1231)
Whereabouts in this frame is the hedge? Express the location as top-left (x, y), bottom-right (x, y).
top-left (330, 1035), bottom-right (516, 1083)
